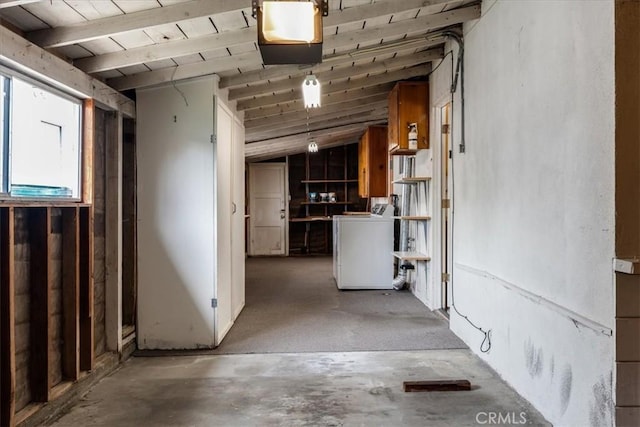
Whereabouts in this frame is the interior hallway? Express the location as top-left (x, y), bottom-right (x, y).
top-left (49, 257), bottom-right (549, 426)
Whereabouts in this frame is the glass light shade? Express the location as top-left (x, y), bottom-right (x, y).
top-left (302, 75), bottom-right (321, 108)
top-left (308, 140), bottom-right (318, 152)
top-left (262, 1), bottom-right (315, 42)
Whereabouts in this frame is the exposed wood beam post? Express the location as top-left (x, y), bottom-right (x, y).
top-left (1, 207), bottom-right (15, 427)
top-left (61, 207), bottom-right (80, 381)
top-left (82, 99), bottom-right (95, 205)
top-left (105, 111), bottom-right (123, 353)
top-left (29, 207), bottom-right (51, 402)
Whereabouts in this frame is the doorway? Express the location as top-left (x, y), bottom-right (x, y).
top-left (248, 163), bottom-right (288, 256)
top-left (440, 103), bottom-right (452, 311)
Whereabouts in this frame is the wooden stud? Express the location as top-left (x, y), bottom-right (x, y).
top-left (61, 207), bottom-right (80, 380)
top-left (82, 98), bottom-right (95, 205)
top-left (1, 207), bottom-right (16, 427)
top-left (79, 207), bottom-right (94, 371)
top-left (105, 111), bottom-right (123, 353)
top-left (28, 208), bottom-right (51, 402)
top-left (403, 379), bottom-right (471, 393)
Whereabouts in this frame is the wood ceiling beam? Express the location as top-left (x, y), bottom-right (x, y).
top-left (107, 35), bottom-right (442, 92)
top-left (74, 3), bottom-right (478, 74)
top-left (0, 25), bottom-right (135, 117)
top-left (220, 35), bottom-right (444, 89)
top-left (237, 64), bottom-right (430, 110)
top-left (229, 48), bottom-right (443, 101)
top-left (245, 93), bottom-right (388, 130)
top-left (247, 137), bottom-right (359, 162)
top-left (0, 0), bottom-right (40, 9)
top-left (246, 108), bottom-right (388, 143)
top-left (107, 50), bottom-right (261, 91)
top-left (245, 125), bottom-right (367, 158)
top-left (246, 101), bottom-right (388, 136)
top-left (244, 83), bottom-right (395, 120)
top-left (26, 0), bottom-right (244, 48)
top-left (28, 0), bottom-right (451, 49)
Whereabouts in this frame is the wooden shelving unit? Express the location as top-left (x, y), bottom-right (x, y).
top-left (288, 145), bottom-right (364, 254)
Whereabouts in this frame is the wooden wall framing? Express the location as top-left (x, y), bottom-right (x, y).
top-left (0, 205), bottom-right (94, 425)
top-left (0, 98), bottom-right (97, 426)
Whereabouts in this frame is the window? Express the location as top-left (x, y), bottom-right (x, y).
top-left (0, 75), bottom-right (8, 195)
top-left (0, 71), bottom-right (82, 199)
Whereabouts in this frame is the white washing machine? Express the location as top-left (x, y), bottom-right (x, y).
top-left (333, 204), bottom-right (394, 290)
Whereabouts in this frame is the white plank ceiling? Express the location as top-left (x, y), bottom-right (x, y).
top-left (0, 0), bottom-right (480, 161)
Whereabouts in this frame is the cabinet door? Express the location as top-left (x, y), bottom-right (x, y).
top-left (387, 85), bottom-right (399, 151)
top-left (397, 82), bottom-right (429, 150)
top-left (368, 126), bottom-right (388, 197)
top-left (358, 133), bottom-right (369, 197)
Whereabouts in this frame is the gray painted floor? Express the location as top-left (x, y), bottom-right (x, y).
top-left (51, 257), bottom-right (549, 426)
top-left (51, 350), bottom-right (549, 426)
top-left (213, 256), bottom-right (466, 354)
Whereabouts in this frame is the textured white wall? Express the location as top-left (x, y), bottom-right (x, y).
top-left (432, 1), bottom-right (616, 425)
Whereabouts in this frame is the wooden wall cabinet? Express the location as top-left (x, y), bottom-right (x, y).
top-left (359, 125), bottom-right (389, 198)
top-left (388, 81), bottom-right (429, 154)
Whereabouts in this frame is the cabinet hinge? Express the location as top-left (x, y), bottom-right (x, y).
top-left (442, 273), bottom-right (450, 282)
top-left (210, 134), bottom-right (216, 144)
top-left (441, 124), bottom-right (451, 134)
top-left (442, 198), bottom-right (451, 209)
top-left (211, 298), bottom-right (217, 308)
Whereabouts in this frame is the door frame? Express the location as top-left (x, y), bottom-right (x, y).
top-left (247, 162), bottom-right (289, 256)
top-left (431, 97), bottom-right (453, 311)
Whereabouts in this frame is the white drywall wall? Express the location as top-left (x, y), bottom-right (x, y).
top-left (136, 78), bottom-right (216, 349)
top-left (432, 1), bottom-right (616, 425)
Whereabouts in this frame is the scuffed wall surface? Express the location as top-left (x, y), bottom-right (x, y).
top-left (430, 1), bottom-right (616, 425)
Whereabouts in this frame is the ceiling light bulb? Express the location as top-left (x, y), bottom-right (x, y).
top-left (308, 141), bottom-right (318, 153)
top-left (302, 75), bottom-right (321, 108)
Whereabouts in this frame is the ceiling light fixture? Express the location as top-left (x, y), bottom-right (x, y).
top-left (308, 140), bottom-right (318, 152)
top-left (252, 0), bottom-right (328, 65)
top-left (302, 74), bottom-right (321, 108)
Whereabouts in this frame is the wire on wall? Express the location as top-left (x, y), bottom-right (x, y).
top-left (445, 31), bottom-right (491, 353)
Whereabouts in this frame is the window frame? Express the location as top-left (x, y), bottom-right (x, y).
top-left (0, 65), bottom-right (84, 202)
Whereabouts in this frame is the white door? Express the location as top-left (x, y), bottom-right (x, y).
top-left (231, 116), bottom-right (245, 320)
top-left (249, 163), bottom-right (287, 256)
top-left (214, 99), bottom-right (234, 345)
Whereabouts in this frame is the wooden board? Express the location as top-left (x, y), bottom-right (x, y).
top-left (79, 207), bottom-right (94, 371)
top-left (1, 207), bottom-right (16, 426)
top-left (403, 379), bottom-right (471, 392)
top-left (61, 207), bottom-right (80, 380)
top-left (82, 99), bottom-right (95, 204)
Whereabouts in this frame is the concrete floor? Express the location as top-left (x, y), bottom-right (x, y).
top-left (51, 350), bottom-right (549, 426)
